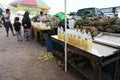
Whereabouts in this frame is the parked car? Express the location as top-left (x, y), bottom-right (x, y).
top-left (100, 7), bottom-right (120, 18)
top-left (104, 10), bottom-right (120, 18)
top-left (73, 7), bottom-right (105, 20)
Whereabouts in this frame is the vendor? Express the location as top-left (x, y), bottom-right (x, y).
top-left (38, 11), bottom-right (47, 22)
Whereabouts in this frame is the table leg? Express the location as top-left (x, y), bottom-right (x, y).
top-left (112, 54), bottom-right (119, 80)
top-left (94, 61), bottom-right (102, 80)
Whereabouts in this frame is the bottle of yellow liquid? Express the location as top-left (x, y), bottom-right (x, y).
top-left (58, 27), bottom-right (61, 39)
top-left (83, 38), bottom-right (89, 50)
top-left (84, 38), bottom-right (92, 50)
top-left (81, 30), bottom-right (87, 47)
top-left (87, 32), bottom-right (93, 50)
top-left (67, 30), bottom-right (70, 43)
top-left (72, 35), bottom-right (76, 45)
top-left (75, 29), bottom-right (82, 47)
top-left (58, 27), bottom-right (64, 40)
top-left (74, 30), bottom-right (78, 46)
top-left (76, 36), bottom-right (82, 47)
top-left (67, 29), bottom-right (73, 44)
top-left (83, 32), bottom-right (92, 51)
top-left (61, 27), bottom-right (64, 40)
top-left (61, 32), bottom-right (64, 40)
top-left (71, 32), bottom-right (74, 44)
top-left (58, 32), bottom-right (62, 39)
top-left (69, 34), bottom-right (72, 44)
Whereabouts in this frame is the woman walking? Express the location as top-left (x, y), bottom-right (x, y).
top-left (22, 11), bottom-right (32, 41)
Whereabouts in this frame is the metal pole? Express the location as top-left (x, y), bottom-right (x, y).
top-left (64, 0), bottom-right (67, 72)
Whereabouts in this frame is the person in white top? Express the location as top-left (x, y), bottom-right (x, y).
top-left (38, 11), bottom-right (47, 22)
top-left (3, 9), bottom-right (15, 37)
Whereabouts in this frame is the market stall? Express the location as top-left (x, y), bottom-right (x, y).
top-left (51, 35), bottom-right (120, 80)
top-left (32, 22), bottom-right (51, 46)
top-left (32, 14), bottom-right (60, 47)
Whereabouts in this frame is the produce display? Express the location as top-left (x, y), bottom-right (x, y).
top-left (74, 17), bottom-right (120, 37)
top-left (57, 27), bottom-right (93, 51)
top-left (32, 22), bottom-right (51, 30)
top-left (32, 14), bottom-right (60, 29)
top-left (46, 16), bottom-right (60, 29)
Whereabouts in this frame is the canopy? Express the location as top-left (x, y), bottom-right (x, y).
top-left (19, 0), bottom-right (49, 10)
top-left (10, 0), bottom-right (22, 7)
top-left (10, 0), bottom-right (49, 10)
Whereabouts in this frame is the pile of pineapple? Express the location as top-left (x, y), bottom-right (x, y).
top-left (74, 16), bottom-right (120, 37)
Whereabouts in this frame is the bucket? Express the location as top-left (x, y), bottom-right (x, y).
top-left (45, 37), bottom-right (52, 52)
top-left (53, 42), bottom-right (64, 52)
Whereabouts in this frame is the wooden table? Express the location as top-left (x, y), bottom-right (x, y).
top-left (51, 35), bottom-right (120, 80)
top-left (33, 27), bottom-right (56, 46)
top-left (38, 29), bottom-right (53, 46)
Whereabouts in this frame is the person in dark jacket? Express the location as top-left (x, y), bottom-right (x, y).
top-left (58, 19), bottom-right (69, 31)
top-left (13, 17), bottom-right (22, 42)
top-left (22, 11), bottom-right (32, 41)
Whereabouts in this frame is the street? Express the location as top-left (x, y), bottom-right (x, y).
top-left (0, 27), bottom-right (81, 80)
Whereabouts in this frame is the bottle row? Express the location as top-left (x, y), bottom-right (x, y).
top-left (58, 27), bottom-right (92, 51)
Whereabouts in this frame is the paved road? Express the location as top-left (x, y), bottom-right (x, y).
top-left (0, 27), bottom-right (82, 80)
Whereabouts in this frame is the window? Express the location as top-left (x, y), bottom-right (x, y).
top-left (76, 8), bottom-right (95, 17)
top-left (97, 10), bottom-right (104, 16)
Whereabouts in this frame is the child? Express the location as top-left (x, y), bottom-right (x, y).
top-left (13, 17), bottom-right (22, 42)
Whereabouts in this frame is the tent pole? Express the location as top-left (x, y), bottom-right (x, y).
top-left (64, 0), bottom-right (67, 72)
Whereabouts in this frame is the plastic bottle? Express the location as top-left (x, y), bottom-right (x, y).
top-left (58, 27), bottom-right (61, 39)
top-left (83, 32), bottom-right (92, 51)
top-left (74, 29), bottom-right (78, 45)
top-left (68, 29), bottom-right (72, 44)
top-left (60, 27), bottom-right (64, 40)
top-left (87, 32), bottom-right (93, 50)
top-left (71, 30), bottom-right (75, 44)
top-left (76, 29), bottom-right (82, 47)
top-left (67, 29), bottom-right (70, 43)
top-left (81, 30), bottom-right (87, 47)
